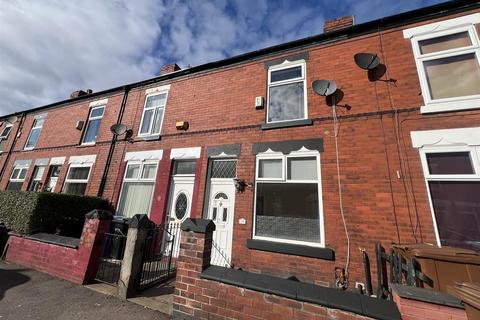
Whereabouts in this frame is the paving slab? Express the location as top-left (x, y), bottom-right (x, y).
top-left (0, 261), bottom-right (170, 320)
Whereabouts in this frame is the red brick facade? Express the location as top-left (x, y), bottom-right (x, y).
top-left (1, 5), bottom-right (479, 290)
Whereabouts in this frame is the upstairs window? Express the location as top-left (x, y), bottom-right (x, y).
top-left (82, 106), bottom-right (104, 144)
top-left (7, 166), bottom-right (28, 191)
top-left (267, 61), bottom-right (307, 123)
top-left (25, 116), bottom-right (45, 149)
top-left (139, 92), bottom-right (168, 136)
top-left (0, 124), bottom-right (13, 152)
top-left (62, 165), bottom-right (91, 195)
top-left (404, 14), bottom-right (480, 113)
top-left (254, 150), bottom-right (323, 246)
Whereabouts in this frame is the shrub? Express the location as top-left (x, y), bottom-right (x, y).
top-left (0, 191), bottom-right (112, 238)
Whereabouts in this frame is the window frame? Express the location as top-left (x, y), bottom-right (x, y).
top-left (252, 149), bottom-right (324, 247)
top-left (117, 160), bottom-right (158, 217)
top-left (28, 165), bottom-right (46, 191)
top-left (418, 145), bottom-right (480, 247)
top-left (7, 165), bottom-right (29, 190)
top-left (405, 14), bottom-right (480, 113)
top-left (138, 91), bottom-right (169, 137)
top-left (81, 105), bottom-right (105, 145)
top-left (61, 163), bottom-right (92, 195)
top-left (24, 117), bottom-right (45, 150)
top-left (0, 123), bottom-right (13, 152)
top-left (266, 60), bottom-right (308, 124)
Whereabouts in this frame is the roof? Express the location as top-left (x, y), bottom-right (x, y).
top-left (2, 0), bottom-right (479, 120)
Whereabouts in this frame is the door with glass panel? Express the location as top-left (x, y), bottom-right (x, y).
top-left (117, 162), bottom-right (158, 218)
top-left (206, 159), bottom-right (237, 266)
top-left (28, 166), bottom-right (46, 191)
top-left (166, 160), bottom-right (196, 257)
top-left (45, 165), bottom-right (61, 192)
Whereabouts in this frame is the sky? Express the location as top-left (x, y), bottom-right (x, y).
top-left (0, 0), bottom-right (447, 116)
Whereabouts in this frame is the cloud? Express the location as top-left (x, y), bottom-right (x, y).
top-left (0, 0), bottom-right (446, 116)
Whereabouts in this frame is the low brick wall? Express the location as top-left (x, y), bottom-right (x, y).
top-left (392, 284), bottom-right (467, 320)
top-left (6, 211), bottom-right (110, 284)
top-left (173, 219), bottom-right (400, 320)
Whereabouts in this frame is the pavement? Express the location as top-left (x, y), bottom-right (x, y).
top-left (0, 261), bottom-right (170, 320)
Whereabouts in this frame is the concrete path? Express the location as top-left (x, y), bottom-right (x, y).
top-left (0, 261), bottom-right (170, 320)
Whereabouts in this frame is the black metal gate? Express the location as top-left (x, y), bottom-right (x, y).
top-left (137, 222), bottom-right (180, 291)
top-left (95, 232), bottom-right (127, 285)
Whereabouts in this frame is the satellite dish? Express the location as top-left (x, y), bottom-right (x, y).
top-left (110, 123), bottom-right (128, 136)
top-left (354, 53), bottom-right (380, 70)
top-left (312, 80), bottom-right (337, 96)
top-left (6, 115), bottom-right (18, 124)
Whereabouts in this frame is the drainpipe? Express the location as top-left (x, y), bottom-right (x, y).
top-left (0, 112), bottom-right (26, 182)
top-left (97, 86), bottom-right (130, 197)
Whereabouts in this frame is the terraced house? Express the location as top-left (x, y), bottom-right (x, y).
top-left (1, 0), bottom-right (479, 291)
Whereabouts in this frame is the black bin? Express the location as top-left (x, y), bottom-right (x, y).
top-left (108, 217), bottom-right (129, 260)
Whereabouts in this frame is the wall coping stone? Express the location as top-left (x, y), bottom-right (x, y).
top-left (85, 209), bottom-right (113, 220)
top-left (181, 218), bottom-right (216, 233)
top-left (25, 233), bottom-right (79, 249)
top-left (201, 265), bottom-right (401, 320)
top-left (391, 284), bottom-right (464, 309)
top-left (128, 214), bottom-right (154, 229)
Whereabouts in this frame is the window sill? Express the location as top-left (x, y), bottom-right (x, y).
top-left (420, 98), bottom-right (480, 114)
top-left (135, 135), bottom-right (161, 142)
top-left (77, 143), bottom-right (96, 148)
top-left (246, 239), bottom-right (335, 260)
top-left (261, 119), bottom-right (313, 130)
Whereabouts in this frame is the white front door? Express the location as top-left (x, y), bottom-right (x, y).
top-left (167, 175), bottom-right (195, 257)
top-left (208, 180), bottom-right (235, 266)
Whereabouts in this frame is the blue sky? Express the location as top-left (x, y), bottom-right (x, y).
top-left (0, 0), bottom-right (446, 116)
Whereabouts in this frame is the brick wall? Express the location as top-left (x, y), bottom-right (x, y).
top-left (0, 8), bottom-right (478, 291)
top-left (173, 222), bottom-right (380, 320)
top-left (6, 214), bottom-right (110, 284)
top-left (392, 289), bottom-right (467, 320)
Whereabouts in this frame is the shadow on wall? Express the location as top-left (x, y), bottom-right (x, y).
top-left (0, 265), bottom-right (31, 301)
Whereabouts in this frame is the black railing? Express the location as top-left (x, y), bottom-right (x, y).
top-left (137, 222), bottom-right (181, 291)
top-left (95, 232), bottom-right (127, 285)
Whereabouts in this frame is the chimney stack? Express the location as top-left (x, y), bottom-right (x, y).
top-left (160, 63), bottom-right (181, 75)
top-left (70, 89), bottom-right (93, 99)
top-left (323, 16), bottom-right (354, 33)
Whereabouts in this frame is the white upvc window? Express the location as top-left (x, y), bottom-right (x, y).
top-left (412, 126), bottom-right (480, 252)
top-left (403, 13), bottom-right (480, 113)
top-left (117, 161), bottom-right (158, 218)
top-left (82, 106), bottom-right (105, 145)
top-left (0, 123), bottom-right (13, 152)
top-left (267, 60), bottom-right (307, 123)
top-left (253, 149), bottom-right (324, 247)
top-left (28, 165), bottom-right (46, 191)
top-left (138, 91), bottom-right (168, 136)
top-left (7, 166), bottom-right (29, 191)
top-left (62, 164), bottom-right (92, 195)
top-left (25, 117), bottom-right (45, 150)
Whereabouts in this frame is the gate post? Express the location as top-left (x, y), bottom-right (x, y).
top-left (117, 214), bottom-right (152, 299)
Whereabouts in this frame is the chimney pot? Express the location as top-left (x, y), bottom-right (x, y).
top-left (324, 16), bottom-right (354, 33)
top-left (160, 63), bottom-right (181, 75)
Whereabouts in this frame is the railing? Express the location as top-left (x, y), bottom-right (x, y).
top-left (375, 242), bottom-right (433, 299)
top-left (137, 222), bottom-right (181, 291)
top-left (95, 232), bottom-right (127, 285)
top-left (211, 238), bottom-right (233, 268)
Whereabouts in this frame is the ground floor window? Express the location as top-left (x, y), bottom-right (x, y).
top-left (117, 161), bottom-right (158, 218)
top-left (420, 147), bottom-right (480, 252)
top-left (254, 151), bottom-right (323, 245)
top-left (28, 166), bottom-right (45, 191)
top-left (7, 166), bottom-right (29, 191)
top-left (62, 165), bottom-right (92, 195)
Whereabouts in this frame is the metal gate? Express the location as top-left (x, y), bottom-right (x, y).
top-left (137, 222), bottom-right (181, 291)
top-left (95, 232), bottom-right (127, 285)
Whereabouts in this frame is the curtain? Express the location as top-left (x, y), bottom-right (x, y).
top-left (117, 182), bottom-right (155, 218)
